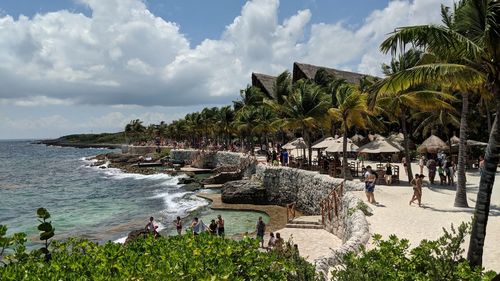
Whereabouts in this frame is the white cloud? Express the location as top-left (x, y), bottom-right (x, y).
top-left (0, 0), bottom-right (453, 111)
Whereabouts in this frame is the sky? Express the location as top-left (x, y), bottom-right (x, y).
top-left (0, 0), bottom-right (454, 139)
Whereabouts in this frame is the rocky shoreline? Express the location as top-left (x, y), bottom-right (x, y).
top-left (35, 139), bottom-right (122, 149)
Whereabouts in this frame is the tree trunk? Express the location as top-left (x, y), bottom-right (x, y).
top-left (400, 114), bottom-right (413, 183)
top-left (467, 86), bottom-right (500, 267)
top-left (455, 92), bottom-right (469, 208)
top-left (342, 119), bottom-right (351, 180)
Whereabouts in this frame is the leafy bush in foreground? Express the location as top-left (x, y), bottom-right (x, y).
top-left (0, 232), bottom-right (317, 281)
top-left (330, 222), bottom-right (497, 281)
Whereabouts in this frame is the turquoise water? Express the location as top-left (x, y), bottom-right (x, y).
top-left (0, 140), bottom-right (267, 245)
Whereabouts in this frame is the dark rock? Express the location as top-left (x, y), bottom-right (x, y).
top-left (124, 229), bottom-right (160, 244)
top-left (183, 182), bottom-right (203, 191)
top-left (202, 171), bottom-right (242, 185)
top-left (212, 165), bottom-right (239, 174)
top-left (177, 177), bottom-right (197, 185)
top-left (221, 180), bottom-right (267, 204)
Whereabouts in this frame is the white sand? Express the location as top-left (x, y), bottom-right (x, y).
top-left (352, 162), bottom-right (500, 272)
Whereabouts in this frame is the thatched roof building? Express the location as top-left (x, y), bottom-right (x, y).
top-left (293, 62), bottom-right (372, 85)
top-left (251, 72), bottom-right (276, 97)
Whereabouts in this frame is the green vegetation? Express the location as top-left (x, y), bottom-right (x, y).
top-left (0, 209), bottom-right (318, 280)
top-left (347, 201), bottom-right (372, 217)
top-left (54, 132), bottom-right (126, 144)
top-left (330, 223), bottom-right (496, 281)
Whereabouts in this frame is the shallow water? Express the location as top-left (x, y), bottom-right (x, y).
top-left (0, 140), bottom-right (268, 246)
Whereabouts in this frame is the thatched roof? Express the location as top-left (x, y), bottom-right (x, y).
top-left (325, 142), bottom-right (359, 153)
top-left (282, 137), bottom-right (307, 150)
top-left (293, 62), bottom-right (374, 85)
top-left (252, 72), bottom-right (276, 97)
top-left (312, 137), bottom-right (337, 149)
top-left (358, 139), bottom-right (402, 154)
top-left (417, 135), bottom-right (449, 154)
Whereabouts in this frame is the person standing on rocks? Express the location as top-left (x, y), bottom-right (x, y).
top-left (256, 216), bottom-right (266, 248)
top-left (145, 217), bottom-right (159, 237)
top-left (216, 215), bottom-right (225, 237)
top-left (174, 216), bottom-right (182, 235)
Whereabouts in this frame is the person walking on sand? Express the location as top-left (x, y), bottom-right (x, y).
top-left (174, 216), bottom-right (182, 235)
top-left (364, 166), bottom-right (377, 204)
top-left (216, 214), bottom-right (225, 237)
top-left (426, 158), bottom-right (437, 184)
top-left (419, 155), bottom-right (425, 174)
top-left (256, 216), bottom-right (266, 248)
top-left (384, 161), bottom-right (393, 185)
top-left (410, 174), bottom-right (419, 206)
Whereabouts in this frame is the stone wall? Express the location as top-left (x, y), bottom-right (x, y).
top-left (315, 192), bottom-right (370, 275)
top-left (252, 164), bottom-right (369, 275)
top-left (170, 150), bottom-right (256, 176)
top-left (253, 165), bottom-right (363, 215)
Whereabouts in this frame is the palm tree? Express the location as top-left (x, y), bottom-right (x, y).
top-left (269, 79), bottom-right (330, 166)
top-left (328, 83), bottom-right (370, 179)
top-left (411, 109), bottom-right (460, 147)
top-left (379, 0), bottom-right (500, 266)
top-left (372, 49), bottom-right (456, 183)
top-left (216, 106), bottom-right (235, 145)
top-left (315, 68), bottom-right (346, 137)
top-left (253, 106), bottom-right (278, 149)
top-left (233, 106), bottom-right (258, 152)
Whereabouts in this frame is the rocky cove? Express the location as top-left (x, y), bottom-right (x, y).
top-left (91, 149), bottom-right (371, 272)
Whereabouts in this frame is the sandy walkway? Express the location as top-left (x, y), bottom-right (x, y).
top-left (353, 162), bottom-right (500, 272)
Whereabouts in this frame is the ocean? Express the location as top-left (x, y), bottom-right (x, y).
top-left (0, 140), bottom-right (267, 246)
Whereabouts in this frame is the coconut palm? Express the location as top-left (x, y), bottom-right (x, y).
top-left (315, 68), bottom-right (346, 137)
top-left (379, 0), bottom-right (500, 266)
top-left (328, 83), bottom-right (370, 179)
top-left (269, 79), bottom-right (330, 166)
top-left (253, 106), bottom-right (278, 149)
top-left (216, 106), bottom-right (235, 145)
top-left (372, 49), bottom-right (456, 183)
top-left (233, 106), bottom-right (259, 152)
top-left (411, 109), bottom-right (460, 145)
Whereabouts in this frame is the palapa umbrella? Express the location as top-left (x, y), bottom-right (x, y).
top-left (351, 134), bottom-right (365, 144)
top-left (451, 139), bottom-right (488, 147)
top-left (450, 135), bottom-right (460, 146)
top-left (417, 135), bottom-right (449, 154)
top-left (325, 141), bottom-right (359, 153)
top-left (312, 137), bottom-right (337, 149)
top-left (282, 137), bottom-right (307, 150)
top-left (368, 133), bottom-right (385, 141)
top-left (358, 139), bottom-right (402, 154)
top-left (387, 132), bottom-right (404, 144)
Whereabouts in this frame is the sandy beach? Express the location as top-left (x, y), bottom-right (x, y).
top-left (352, 162), bottom-right (500, 272)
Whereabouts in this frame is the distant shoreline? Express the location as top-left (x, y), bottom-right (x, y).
top-left (34, 139), bottom-right (123, 149)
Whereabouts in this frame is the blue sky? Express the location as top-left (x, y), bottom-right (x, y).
top-left (0, 0), bottom-right (453, 139)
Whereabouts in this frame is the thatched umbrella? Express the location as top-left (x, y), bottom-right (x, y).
top-left (450, 135), bottom-right (460, 146)
top-left (358, 139), bottom-right (402, 154)
top-left (312, 137), bottom-right (337, 150)
top-left (282, 137), bottom-right (307, 150)
top-left (451, 139), bottom-right (488, 147)
top-left (351, 134), bottom-right (365, 144)
top-left (325, 142), bottom-right (359, 153)
top-left (387, 132), bottom-right (404, 144)
top-left (417, 135), bottom-right (449, 154)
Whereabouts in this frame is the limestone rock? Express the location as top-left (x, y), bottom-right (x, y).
top-left (202, 171), bottom-right (242, 185)
top-left (221, 180), bottom-right (267, 204)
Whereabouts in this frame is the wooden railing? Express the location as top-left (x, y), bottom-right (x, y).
top-left (286, 202), bottom-right (296, 222)
top-left (320, 182), bottom-right (344, 226)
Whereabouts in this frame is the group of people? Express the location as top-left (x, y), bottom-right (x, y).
top-left (266, 148), bottom-right (289, 166)
top-left (419, 153), bottom-right (456, 186)
top-left (188, 215), bottom-right (225, 236)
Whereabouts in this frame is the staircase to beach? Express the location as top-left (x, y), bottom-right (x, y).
top-left (285, 215), bottom-right (323, 230)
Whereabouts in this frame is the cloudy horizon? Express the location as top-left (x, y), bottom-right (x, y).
top-left (0, 0), bottom-right (453, 139)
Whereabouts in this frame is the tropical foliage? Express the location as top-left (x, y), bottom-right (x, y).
top-left (330, 222), bottom-right (496, 281)
top-left (0, 226), bottom-right (318, 281)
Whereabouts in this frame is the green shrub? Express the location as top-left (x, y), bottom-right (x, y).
top-left (330, 222), bottom-right (497, 281)
top-left (0, 232), bottom-right (318, 280)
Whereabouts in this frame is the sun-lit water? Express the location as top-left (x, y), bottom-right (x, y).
top-left (0, 140), bottom-right (268, 246)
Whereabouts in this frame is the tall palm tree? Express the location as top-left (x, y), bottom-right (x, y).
top-left (329, 84), bottom-right (370, 179)
top-left (253, 106), bottom-right (278, 149)
top-left (233, 106), bottom-right (258, 152)
top-left (372, 49), bottom-right (456, 183)
top-left (379, 0), bottom-right (500, 266)
top-left (315, 68), bottom-right (346, 137)
top-left (216, 106), bottom-right (235, 145)
top-left (269, 79), bottom-right (330, 166)
top-left (411, 109), bottom-right (460, 145)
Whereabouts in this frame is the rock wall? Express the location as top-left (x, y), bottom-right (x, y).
top-left (170, 150), bottom-right (256, 176)
top-left (252, 164), bottom-right (369, 275)
top-left (315, 192), bottom-right (370, 275)
top-left (253, 165), bottom-right (363, 215)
